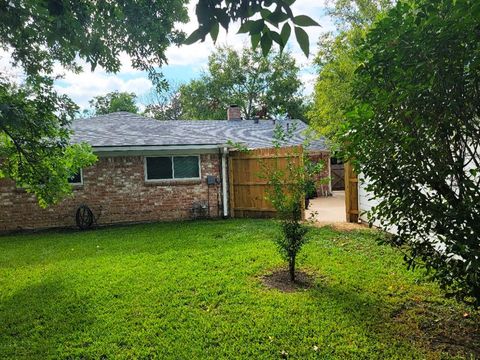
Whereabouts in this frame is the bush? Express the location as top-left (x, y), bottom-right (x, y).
top-left (343, 0), bottom-right (480, 306)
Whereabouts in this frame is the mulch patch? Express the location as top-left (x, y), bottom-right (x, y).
top-left (261, 269), bottom-right (316, 292)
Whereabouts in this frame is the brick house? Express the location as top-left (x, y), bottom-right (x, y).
top-left (0, 109), bottom-right (330, 232)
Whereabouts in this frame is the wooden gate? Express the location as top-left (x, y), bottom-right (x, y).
top-left (331, 163), bottom-right (345, 190)
top-left (344, 161), bottom-right (359, 222)
top-left (228, 146), bottom-right (304, 219)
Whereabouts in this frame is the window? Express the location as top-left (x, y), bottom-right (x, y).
top-left (174, 156), bottom-right (200, 178)
top-left (68, 169), bottom-right (83, 185)
top-left (146, 157), bottom-right (173, 180)
top-left (145, 156), bottom-right (200, 181)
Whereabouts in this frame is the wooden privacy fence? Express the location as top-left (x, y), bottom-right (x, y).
top-left (228, 146), bottom-right (305, 219)
top-left (344, 161), bottom-right (359, 222)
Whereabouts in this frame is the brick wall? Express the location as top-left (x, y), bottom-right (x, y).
top-left (0, 154), bottom-right (222, 232)
top-left (308, 151), bottom-right (331, 196)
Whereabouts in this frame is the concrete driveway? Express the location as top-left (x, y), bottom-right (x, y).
top-left (306, 191), bottom-right (346, 223)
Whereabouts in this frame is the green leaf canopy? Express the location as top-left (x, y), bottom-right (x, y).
top-left (343, 0), bottom-right (480, 306)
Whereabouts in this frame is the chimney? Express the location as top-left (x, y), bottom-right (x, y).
top-left (227, 105), bottom-right (242, 121)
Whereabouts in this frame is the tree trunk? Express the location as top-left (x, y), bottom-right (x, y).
top-left (289, 255), bottom-right (295, 282)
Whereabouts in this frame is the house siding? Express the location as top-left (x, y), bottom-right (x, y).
top-left (358, 175), bottom-right (378, 224)
top-left (0, 154), bottom-right (222, 232)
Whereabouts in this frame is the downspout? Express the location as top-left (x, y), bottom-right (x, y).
top-left (221, 147), bottom-right (229, 218)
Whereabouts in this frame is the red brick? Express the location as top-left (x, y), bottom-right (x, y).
top-left (0, 154), bottom-right (221, 232)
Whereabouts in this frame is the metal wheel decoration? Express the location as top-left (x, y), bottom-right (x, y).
top-left (76, 205), bottom-right (94, 230)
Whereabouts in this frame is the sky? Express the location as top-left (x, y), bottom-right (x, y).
top-left (6, 1), bottom-right (336, 111)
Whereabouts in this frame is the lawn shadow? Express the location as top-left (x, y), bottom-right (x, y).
top-left (306, 279), bottom-right (479, 358)
top-left (0, 279), bottom-right (96, 359)
top-left (303, 280), bottom-right (429, 356)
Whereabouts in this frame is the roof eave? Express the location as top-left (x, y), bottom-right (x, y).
top-left (91, 143), bottom-right (228, 157)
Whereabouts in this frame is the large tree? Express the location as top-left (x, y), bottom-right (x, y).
top-left (308, 0), bottom-right (392, 149)
top-left (0, 0), bottom-right (317, 206)
top-left (180, 46), bottom-right (304, 120)
top-left (89, 91), bottom-right (139, 115)
top-left (343, 0), bottom-right (480, 306)
top-left (0, 0), bottom-right (189, 205)
top-left (0, 78), bottom-right (96, 207)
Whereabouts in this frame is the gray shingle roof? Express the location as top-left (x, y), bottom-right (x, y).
top-left (71, 112), bottom-right (327, 151)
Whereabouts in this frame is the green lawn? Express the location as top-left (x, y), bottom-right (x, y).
top-left (0, 220), bottom-right (478, 359)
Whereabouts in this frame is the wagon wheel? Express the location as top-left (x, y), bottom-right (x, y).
top-left (76, 205), bottom-right (94, 230)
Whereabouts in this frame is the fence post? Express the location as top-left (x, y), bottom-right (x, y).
top-left (299, 146), bottom-right (305, 221)
top-left (344, 161), bottom-right (359, 223)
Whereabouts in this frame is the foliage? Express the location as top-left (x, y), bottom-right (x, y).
top-left (185, 1), bottom-right (319, 57)
top-left (328, 0), bottom-right (393, 28)
top-left (179, 46), bottom-right (304, 120)
top-left (262, 123), bottom-right (324, 281)
top-left (0, 0), bottom-right (189, 86)
top-left (0, 78), bottom-right (96, 207)
top-left (226, 139), bottom-right (251, 153)
top-left (308, 31), bottom-right (360, 150)
top-left (143, 82), bottom-right (184, 120)
top-left (308, 0), bottom-right (392, 150)
top-left (1, 220), bottom-right (478, 359)
top-left (89, 91), bottom-right (139, 115)
top-left (343, 0), bottom-right (480, 306)
top-left (0, 0), bottom-right (189, 205)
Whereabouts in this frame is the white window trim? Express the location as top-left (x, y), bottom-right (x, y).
top-left (69, 168), bottom-right (83, 186)
top-left (144, 155), bottom-right (202, 182)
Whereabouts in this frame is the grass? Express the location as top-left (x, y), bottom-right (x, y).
top-left (0, 219), bottom-right (478, 359)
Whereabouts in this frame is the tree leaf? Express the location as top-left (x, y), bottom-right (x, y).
top-left (280, 22), bottom-right (291, 48)
top-left (214, 9), bottom-right (230, 30)
top-left (239, 19), bottom-right (265, 35)
top-left (292, 15), bottom-right (320, 27)
top-left (267, 10), bottom-right (289, 26)
top-left (261, 32), bottom-right (273, 57)
top-left (184, 27), bottom-right (208, 45)
top-left (251, 33), bottom-right (261, 50)
top-left (294, 26), bottom-right (309, 56)
top-left (238, 20), bottom-right (253, 34)
top-left (210, 22), bottom-right (220, 43)
top-left (260, 9), bottom-right (272, 20)
top-left (270, 31), bottom-right (283, 47)
top-left (251, 19), bottom-right (265, 35)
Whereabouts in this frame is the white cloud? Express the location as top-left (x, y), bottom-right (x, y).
top-left (55, 70), bottom-right (152, 109)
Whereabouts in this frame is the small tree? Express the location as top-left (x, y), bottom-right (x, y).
top-left (261, 123), bottom-right (324, 281)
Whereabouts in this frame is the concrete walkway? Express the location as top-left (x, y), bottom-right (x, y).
top-left (306, 191), bottom-right (346, 223)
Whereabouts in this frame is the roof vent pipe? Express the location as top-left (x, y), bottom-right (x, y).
top-left (227, 105), bottom-right (242, 121)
